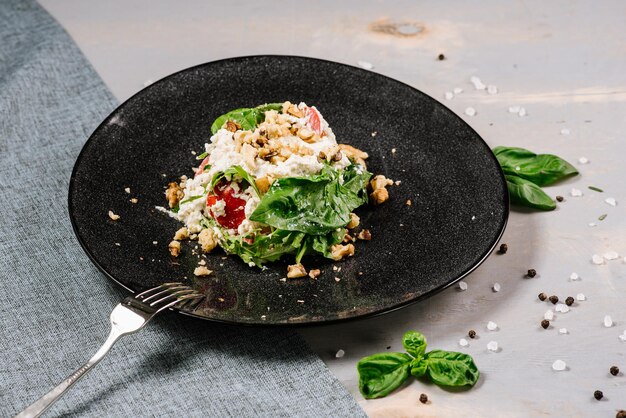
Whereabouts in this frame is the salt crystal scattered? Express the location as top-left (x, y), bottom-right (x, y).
top-left (470, 76), bottom-right (486, 90)
top-left (508, 106), bottom-right (520, 113)
top-left (444, 91), bottom-right (454, 100)
top-left (592, 254), bottom-right (604, 265)
top-left (453, 87), bottom-right (464, 94)
top-left (124, 187), bottom-right (131, 194)
top-left (560, 128), bottom-right (570, 135)
top-left (492, 283), bottom-right (501, 292)
top-left (152, 241), bottom-right (158, 245)
top-left (559, 328), bottom-right (568, 334)
top-left (334, 277), bottom-right (341, 282)
top-left (604, 315), bottom-right (614, 328)
top-left (487, 341), bottom-right (498, 352)
top-left (555, 304), bottom-right (570, 313)
top-left (465, 107), bottom-right (477, 116)
top-left (570, 188), bottom-right (583, 197)
top-left (391, 148), bottom-right (397, 154)
top-left (260, 315), bottom-right (267, 320)
top-left (458, 281), bottom-right (468, 291)
top-left (487, 321), bottom-right (498, 331)
top-left (552, 360), bottom-right (567, 371)
top-left (603, 251), bottom-right (619, 260)
top-left (605, 197), bottom-right (617, 207)
top-left (569, 272), bottom-right (580, 281)
top-left (487, 85), bottom-right (498, 94)
top-left (576, 293), bottom-right (586, 301)
top-left (518, 107), bottom-right (527, 117)
top-left (335, 349), bottom-right (345, 358)
top-left (459, 338), bottom-right (469, 347)
top-left (544, 310), bottom-right (554, 320)
top-left (357, 61), bottom-right (374, 70)
top-left (578, 157), bottom-right (589, 164)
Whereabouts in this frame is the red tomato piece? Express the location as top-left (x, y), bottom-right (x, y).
top-left (306, 107), bottom-right (322, 135)
top-left (206, 182), bottom-right (247, 229)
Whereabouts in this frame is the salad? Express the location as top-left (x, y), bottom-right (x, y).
top-left (164, 101), bottom-right (392, 278)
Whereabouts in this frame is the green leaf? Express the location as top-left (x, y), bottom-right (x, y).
top-left (402, 331), bottom-right (427, 359)
top-left (178, 194), bottom-right (205, 205)
top-left (196, 151), bottom-right (208, 160)
top-left (505, 175), bottom-right (556, 211)
top-left (249, 164), bottom-right (372, 235)
top-left (210, 103), bottom-right (283, 134)
top-left (357, 353), bottom-right (413, 399)
top-left (210, 166), bottom-right (260, 197)
top-left (494, 146), bottom-right (578, 186)
top-left (409, 357), bottom-right (428, 378)
top-left (423, 350), bottom-right (480, 387)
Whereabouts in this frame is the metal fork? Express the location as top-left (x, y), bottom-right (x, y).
top-left (16, 283), bottom-right (203, 418)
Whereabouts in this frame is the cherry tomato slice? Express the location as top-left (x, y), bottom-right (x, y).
top-left (206, 183), bottom-right (247, 229)
top-left (195, 157), bottom-right (210, 178)
top-left (306, 107), bottom-right (322, 135)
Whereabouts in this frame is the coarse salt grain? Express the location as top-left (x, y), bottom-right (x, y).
top-left (518, 107), bottom-right (527, 117)
top-left (592, 254), bottom-right (604, 265)
top-left (487, 341), bottom-right (498, 352)
top-left (604, 315), bottom-right (613, 328)
top-left (492, 283), bottom-right (501, 292)
top-left (453, 87), bottom-right (463, 94)
top-left (464, 107), bottom-right (476, 116)
top-left (555, 303), bottom-right (570, 313)
top-left (569, 272), bottom-right (580, 281)
top-left (357, 61), bottom-right (374, 70)
top-left (576, 293), bottom-right (586, 301)
top-left (487, 85), bottom-right (498, 94)
top-left (152, 241), bottom-right (158, 245)
top-left (508, 106), bottom-right (520, 113)
top-left (458, 281), bottom-right (468, 291)
top-left (544, 310), bottom-right (554, 320)
top-left (444, 91), bottom-right (454, 100)
top-left (459, 338), bottom-right (469, 347)
top-left (560, 128), bottom-right (570, 135)
top-left (487, 321), bottom-right (498, 331)
top-left (470, 76), bottom-right (486, 90)
top-left (605, 197), bottom-right (617, 207)
top-left (552, 360), bottom-right (567, 371)
top-left (604, 251), bottom-right (619, 260)
top-left (570, 188), bottom-right (583, 197)
top-left (578, 157), bottom-right (589, 164)
top-left (559, 328), bottom-right (568, 334)
top-left (335, 349), bottom-right (345, 358)
top-left (124, 187), bottom-right (131, 194)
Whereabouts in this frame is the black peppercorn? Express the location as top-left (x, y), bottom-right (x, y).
top-left (594, 390), bottom-right (603, 400)
top-left (541, 319), bottom-right (550, 329)
top-left (610, 366), bottom-right (619, 376)
top-left (565, 296), bottom-right (574, 306)
top-left (538, 293), bottom-right (547, 301)
top-left (498, 243), bottom-right (508, 254)
top-left (468, 330), bottom-right (476, 339)
top-left (617, 410), bottom-right (626, 418)
top-left (549, 295), bottom-right (559, 304)
top-left (556, 196), bottom-right (564, 202)
top-left (437, 53), bottom-right (445, 61)
top-left (527, 269), bottom-right (537, 278)
top-left (419, 393), bottom-right (428, 404)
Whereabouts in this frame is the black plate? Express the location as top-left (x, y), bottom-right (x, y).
top-left (69, 56), bottom-right (508, 326)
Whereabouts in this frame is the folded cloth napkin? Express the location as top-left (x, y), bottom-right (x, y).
top-left (0, 1), bottom-right (365, 416)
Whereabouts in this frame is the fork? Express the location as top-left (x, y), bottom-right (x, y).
top-left (16, 283), bottom-right (203, 418)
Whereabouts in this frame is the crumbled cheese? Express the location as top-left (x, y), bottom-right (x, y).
top-left (464, 107), bottom-right (477, 116)
top-left (605, 197), bottom-right (617, 207)
top-left (470, 76), bottom-right (486, 90)
top-left (604, 315), bottom-right (613, 328)
top-left (544, 310), bottom-right (554, 320)
top-left (570, 188), bottom-right (583, 197)
top-left (578, 157), bottom-right (589, 164)
top-left (552, 360), bottom-right (567, 371)
top-left (591, 254), bottom-right (604, 265)
top-left (487, 341), bottom-right (498, 352)
top-left (459, 338), bottom-right (469, 347)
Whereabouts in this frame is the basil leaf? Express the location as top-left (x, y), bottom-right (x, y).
top-left (409, 357), bottom-right (428, 378)
top-left (423, 350), bottom-right (480, 387)
top-left (402, 331), bottom-right (427, 359)
top-left (357, 353), bottom-right (412, 399)
top-left (505, 175), bottom-right (556, 211)
top-left (250, 164), bottom-right (371, 235)
top-left (494, 146), bottom-right (578, 186)
top-left (210, 103), bottom-right (283, 134)
top-left (210, 166), bottom-right (260, 197)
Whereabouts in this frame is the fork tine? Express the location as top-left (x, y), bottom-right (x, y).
top-left (154, 292), bottom-right (204, 313)
top-left (149, 289), bottom-right (198, 307)
top-left (135, 282), bottom-right (182, 299)
top-left (140, 285), bottom-right (188, 303)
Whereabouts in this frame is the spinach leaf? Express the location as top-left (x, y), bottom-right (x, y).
top-left (423, 350), bottom-right (480, 387)
top-left (402, 331), bottom-right (427, 359)
top-left (505, 175), bottom-right (556, 211)
top-left (494, 146), bottom-right (578, 186)
top-left (210, 103), bottom-right (283, 134)
top-left (210, 166), bottom-right (260, 197)
top-left (357, 353), bottom-right (413, 399)
top-left (249, 164), bottom-right (371, 235)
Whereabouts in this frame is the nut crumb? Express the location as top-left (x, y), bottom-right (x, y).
top-left (406, 199), bottom-right (412, 206)
top-left (108, 210), bottom-right (120, 221)
top-left (130, 198), bottom-right (138, 204)
top-left (357, 229), bottom-right (372, 241)
top-left (330, 243), bottom-right (355, 260)
top-left (165, 182), bottom-right (184, 208)
top-left (347, 213), bottom-right (360, 229)
top-left (198, 259), bottom-right (206, 266)
top-left (173, 227), bottom-right (189, 241)
top-left (198, 228), bottom-right (218, 253)
top-left (168, 240), bottom-right (181, 257)
top-left (193, 266), bottom-right (212, 276)
top-left (124, 187), bottom-right (131, 194)
top-left (287, 263), bottom-right (307, 279)
top-left (309, 269), bottom-right (321, 279)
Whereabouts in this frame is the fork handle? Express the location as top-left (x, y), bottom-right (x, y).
top-left (15, 329), bottom-right (123, 418)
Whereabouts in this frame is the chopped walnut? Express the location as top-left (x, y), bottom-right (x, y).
top-left (297, 128), bottom-right (315, 142)
top-left (193, 266), bottom-right (213, 276)
top-left (225, 120), bottom-right (241, 132)
top-left (357, 229), bottom-right (372, 241)
top-left (370, 175), bottom-right (393, 190)
top-left (173, 227), bottom-right (189, 241)
top-left (343, 234), bottom-right (355, 243)
top-left (283, 101), bottom-right (305, 118)
top-left (165, 182), bottom-right (184, 208)
top-left (130, 198), bottom-right (138, 204)
top-left (241, 143), bottom-right (258, 169)
top-left (255, 177), bottom-right (272, 194)
top-left (287, 263), bottom-right (307, 279)
top-left (168, 240), bottom-right (181, 257)
top-left (406, 199), bottom-right (412, 206)
top-left (108, 210), bottom-right (120, 221)
top-left (198, 228), bottom-right (218, 253)
top-left (330, 243), bottom-right (355, 261)
top-left (339, 144), bottom-right (369, 167)
top-left (370, 188), bottom-right (389, 205)
top-left (369, 175), bottom-right (393, 205)
top-left (347, 213), bottom-right (360, 229)
top-left (309, 269), bottom-right (321, 279)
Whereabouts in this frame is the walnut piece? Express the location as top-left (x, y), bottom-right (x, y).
top-left (357, 229), bottom-right (372, 241)
top-left (339, 144), bottom-right (369, 167)
top-left (165, 182), bottom-right (184, 208)
top-left (108, 210), bottom-right (120, 221)
top-left (287, 263), bottom-right (307, 279)
top-left (308, 269), bottom-right (321, 279)
top-left (255, 177), bottom-right (272, 194)
top-left (330, 244), bottom-right (355, 261)
top-left (193, 266), bottom-right (213, 276)
top-left (369, 175), bottom-right (393, 205)
top-left (370, 175), bottom-right (393, 190)
top-left (225, 120), bottom-right (241, 132)
top-left (347, 213), bottom-right (360, 229)
top-left (173, 227), bottom-right (189, 241)
top-left (198, 228), bottom-right (218, 253)
top-left (370, 188), bottom-right (389, 205)
top-left (168, 240), bottom-right (181, 257)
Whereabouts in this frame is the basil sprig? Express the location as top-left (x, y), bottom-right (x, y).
top-left (357, 331), bottom-right (479, 399)
top-left (493, 146), bottom-right (578, 211)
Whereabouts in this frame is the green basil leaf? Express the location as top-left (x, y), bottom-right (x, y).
top-left (402, 331), bottom-right (427, 359)
top-left (505, 175), bottom-right (556, 211)
top-left (409, 357), bottom-right (428, 378)
top-left (250, 164), bottom-right (371, 235)
top-left (210, 166), bottom-right (259, 197)
top-left (423, 350), bottom-right (480, 387)
top-left (357, 353), bottom-right (412, 399)
top-left (210, 103), bottom-right (283, 134)
top-left (494, 146), bottom-right (578, 186)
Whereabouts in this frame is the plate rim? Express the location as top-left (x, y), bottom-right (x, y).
top-left (68, 54), bottom-right (510, 327)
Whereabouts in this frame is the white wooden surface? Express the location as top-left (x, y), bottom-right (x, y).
top-left (40, 1), bottom-right (626, 416)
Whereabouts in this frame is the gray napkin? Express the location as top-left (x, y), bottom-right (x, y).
top-left (0, 1), bottom-right (364, 416)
